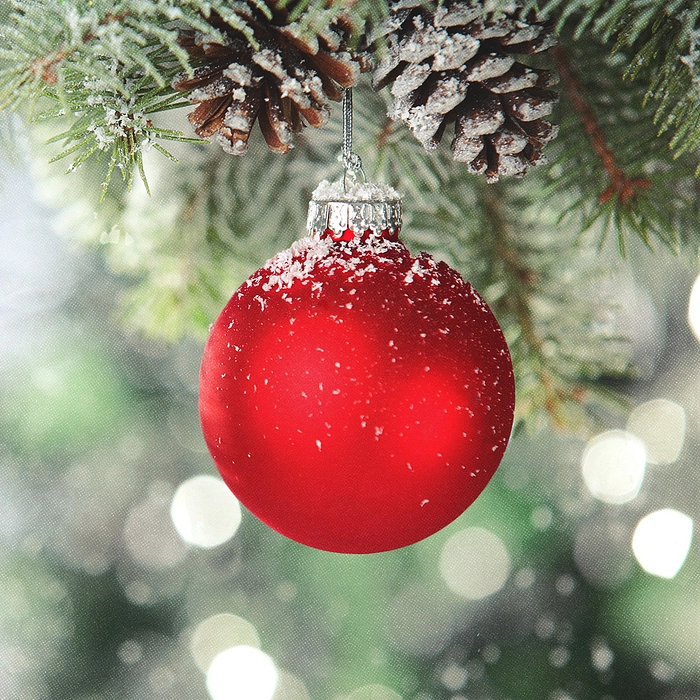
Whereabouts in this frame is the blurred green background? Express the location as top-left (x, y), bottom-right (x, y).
top-left (0, 149), bottom-right (698, 700)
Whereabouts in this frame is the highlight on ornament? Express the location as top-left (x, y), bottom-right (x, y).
top-left (199, 173), bottom-right (515, 553)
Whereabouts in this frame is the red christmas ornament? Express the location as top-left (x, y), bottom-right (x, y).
top-left (199, 181), bottom-right (515, 553)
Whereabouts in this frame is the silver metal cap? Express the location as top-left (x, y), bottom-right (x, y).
top-left (306, 180), bottom-right (402, 241)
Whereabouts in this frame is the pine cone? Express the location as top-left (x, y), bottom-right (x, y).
top-left (173, 3), bottom-right (366, 155)
top-left (371, 1), bottom-right (559, 182)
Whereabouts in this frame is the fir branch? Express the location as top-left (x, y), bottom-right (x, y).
top-left (0, 0), bottom-right (273, 115)
top-left (479, 183), bottom-right (632, 432)
top-left (613, 4), bottom-right (700, 172)
top-left (544, 35), bottom-right (700, 252)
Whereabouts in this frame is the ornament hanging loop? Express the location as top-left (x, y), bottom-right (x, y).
top-left (342, 88), bottom-right (366, 192)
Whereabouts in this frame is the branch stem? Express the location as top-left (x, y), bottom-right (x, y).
top-left (553, 44), bottom-right (650, 205)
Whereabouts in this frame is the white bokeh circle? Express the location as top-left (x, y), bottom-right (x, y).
top-left (170, 475), bottom-right (241, 548)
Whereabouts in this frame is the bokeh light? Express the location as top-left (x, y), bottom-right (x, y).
top-left (347, 684), bottom-right (402, 700)
top-left (581, 430), bottom-right (646, 504)
top-left (170, 475), bottom-right (242, 548)
top-left (626, 399), bottom-right (686, 465)
top-left (206, 645), bottom-right (278, 700)
top-left (273, 671), bottom-right (312, 700)
top-left (439, 527), bottom-right (511, 599)
top-left (687, 273), bottom-right (700, 341)
top-left (632, 509), bottom-right (693, 579)
top-left (191, 613), bottom-right (261, 673)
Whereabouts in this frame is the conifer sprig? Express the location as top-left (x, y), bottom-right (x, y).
top-left (614, 4), bottom-right (700, 173)
top-left (41, 52), bottom-right (202, 199)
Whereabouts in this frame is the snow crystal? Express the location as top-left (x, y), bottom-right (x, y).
top-left (404, 258), bottom-right (426, 284)
top-left (431, 33), bottom-right (480, 71)
top-left (280, 76), bottom-right (311, 108)
top-left (252, 49), bottom-right (287, 81)
top-left (224, 110), bottom-right (251, 132)
top-left (401, 105), bottom-right (444, 149)
top-left (217, 132), bottom-right (247, 155)
top-left (261, 236), bottom-right (335, 292)
top-left (223, 62), bottom-right (253, 86)
top-left (399, 24), bottom-right (447, 64)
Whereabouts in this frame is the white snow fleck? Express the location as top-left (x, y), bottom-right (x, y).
top-left (261, 235), bottom-right (403, 292)
top-left (316, 439), bottom-right (322, 451)
top-left (420, 499), bottom-right (429, 507)
top-left (223, 62), bottom-right (253, 85)
top-left (252, 49), bottom-right (287, 81)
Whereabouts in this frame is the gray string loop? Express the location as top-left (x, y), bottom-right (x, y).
top-left (342, 88), bottom-right (366, 192)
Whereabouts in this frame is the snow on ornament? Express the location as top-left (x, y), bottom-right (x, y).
top-left (199, 179), bottom-right (515, 553)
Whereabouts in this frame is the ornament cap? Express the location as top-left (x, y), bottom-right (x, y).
top-left (307, 179), bottom-right (402, 242)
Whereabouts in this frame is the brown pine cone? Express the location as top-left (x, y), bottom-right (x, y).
top-left (371, 0), bottom-right (559, 182)
top-left (173, 3), bottom-right (366, 155)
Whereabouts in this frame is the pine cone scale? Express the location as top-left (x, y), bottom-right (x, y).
top-left (463, 53), bottom-right (515, 82)
top-left (424, 73), bottom-right (469, 115)
top-left (432, 33), bottom-right (480, 71)
top-left (188, 96), bottom-right (231, 137)
top-left (504, 88), bottom-right (558, 122)
top-left (435, 4), bottom-right (482, 27)
top-left (391, 62), bottom-right (431, 98)
top-left (483, 63), bottom-right (539, 93)
top-left (305, 50), bottom-right (359, 90)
